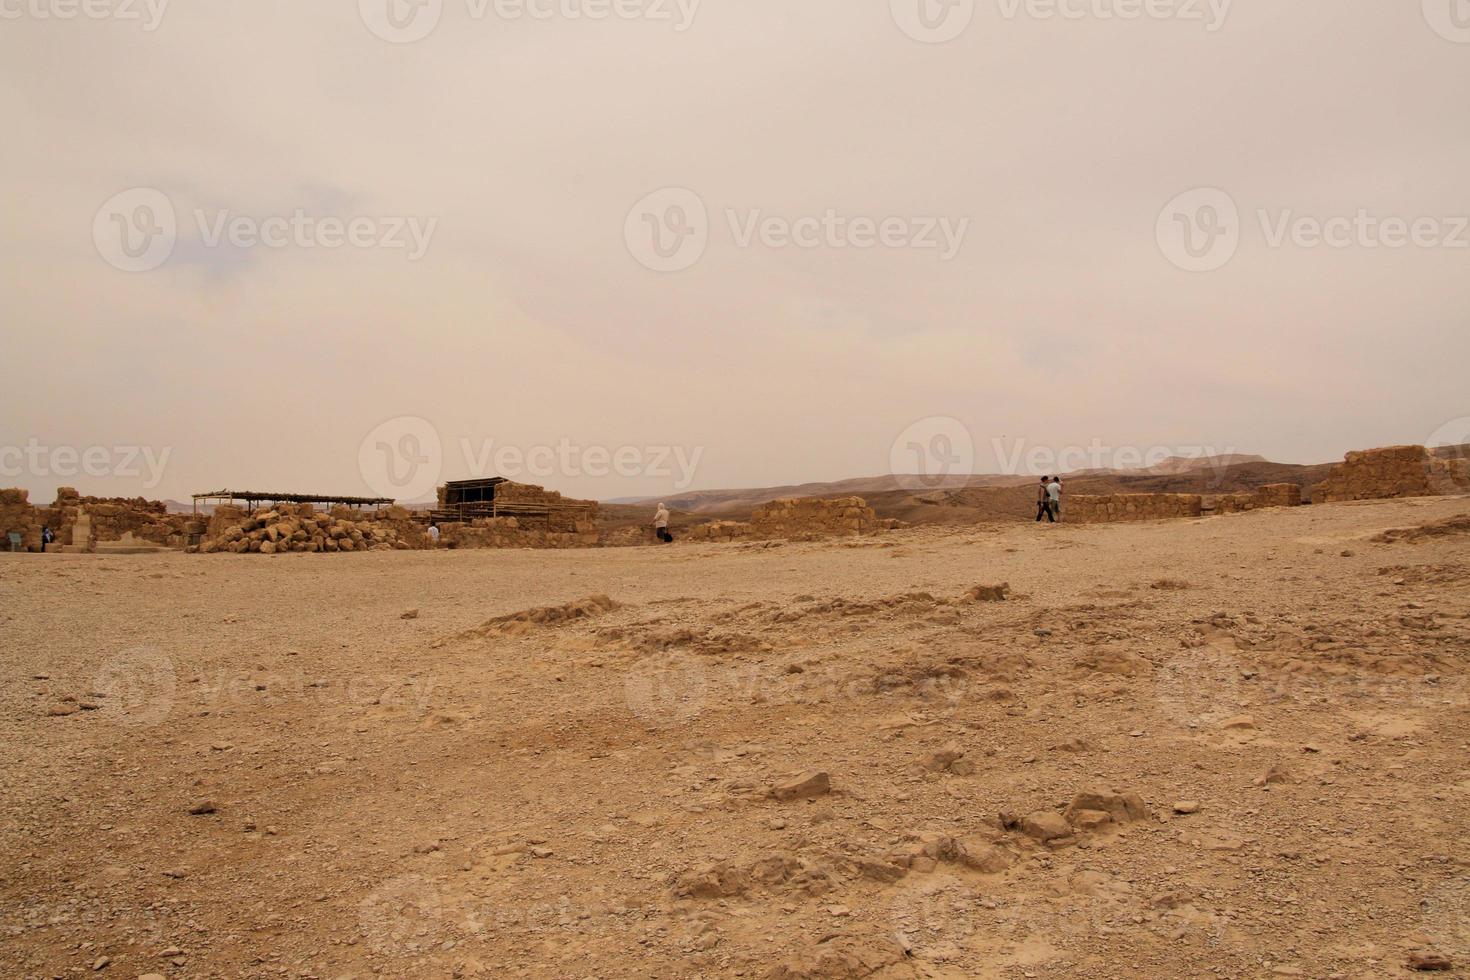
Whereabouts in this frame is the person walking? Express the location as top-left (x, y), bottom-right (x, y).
top-left (426, 521), bottom-right (440, 547)
top-left (654, 503), bottom-right (671, 543)
top-left (1047, 477), bottom-right (1063, 522)
top-left (1035, 477), bottom-right (1055, 523)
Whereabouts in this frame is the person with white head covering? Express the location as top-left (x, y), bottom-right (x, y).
top-left (654, 503), bottom-right (671, 543)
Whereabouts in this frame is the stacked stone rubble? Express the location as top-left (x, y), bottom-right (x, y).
top-left (198, 502), bottom-right (428, 554)
top-left (1312, 445), bottom-right (1470, 502)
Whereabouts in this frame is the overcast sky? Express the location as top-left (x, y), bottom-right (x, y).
top-left (2, 0), bottom-right (1467, 503)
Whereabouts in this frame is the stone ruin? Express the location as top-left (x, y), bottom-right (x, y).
top-left (437, 516), bottom-right (599, 550)
top-left (431, 479), bottom-right (599, 549)
top-left (0, 486), bottom-right (195, 552)
top-left (686, 496), bottom-right (901, 543)
top-left (1312, 445), bottom-right (1470, 503)
top-left (197, 503), bottom-right (428, 554)
top-left (1065, 493), bottom-right (1205, 524)
top-left (1211, 483), bottom-right (1304, 514)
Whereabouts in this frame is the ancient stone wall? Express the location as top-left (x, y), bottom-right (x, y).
top-left (1313, 445), bottom-right (1470, 502)
top-left (1065, 493), bottom-right (1204, 524)
top-left (685, 520), bottom-right (754, 543)
top-left (1212, 483), bottom-right (1303, 514)
top-left (747, 496), bottom-right (900, 540)
top-left (1, 487), bottom-right (194, 550)
top-left (437, 516), bottom-right (598, 550)
top-left (1, 488), bottom-right (36, 548)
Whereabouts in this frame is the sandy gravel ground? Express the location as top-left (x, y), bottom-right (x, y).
top-left (2, 496), bottom-right (1468, 979)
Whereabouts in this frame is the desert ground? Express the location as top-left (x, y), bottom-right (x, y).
top-left (2, 495), bottom-right (1468, 979)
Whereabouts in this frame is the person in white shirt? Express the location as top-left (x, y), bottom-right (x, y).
top-left (427, 522), bottom-right (440, 546)
top-left (654, 503), bottom-right (671, 543)
top-left (1047, 478), bottom-right (1063, 521)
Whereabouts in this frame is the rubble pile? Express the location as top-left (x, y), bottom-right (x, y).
top-left (198, 503), bottom-right (427, 554)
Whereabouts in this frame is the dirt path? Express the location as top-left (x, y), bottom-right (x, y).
top-left (2, 495), bottom-right (1467, 978)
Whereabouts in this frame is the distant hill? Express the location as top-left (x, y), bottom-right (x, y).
top-left (626, 453), bottom-right (1356, 526)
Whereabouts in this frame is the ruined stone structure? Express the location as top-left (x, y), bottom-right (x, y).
top-left (1211, 483), bottom-right (1304, 514)
top-left (682, 497), bottom-right (897, 544)
top-left (685, 520), bottom-right (755, 543)
top-left (199, 502), bottom-right (428, 554)
top-left (438, 516), bottom-right (599, 550)
top-left (1312, 445), bottom-right (1470, 502)
top-left (1065, 493), bottom-right (1204, 524)
top-left (751, 496), bottom-right (890, 539)
top-left (0, 487), bottom-right (194, 551)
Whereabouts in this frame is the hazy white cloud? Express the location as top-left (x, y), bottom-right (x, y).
top-left (1, 0), bottom-right (1466, 502)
